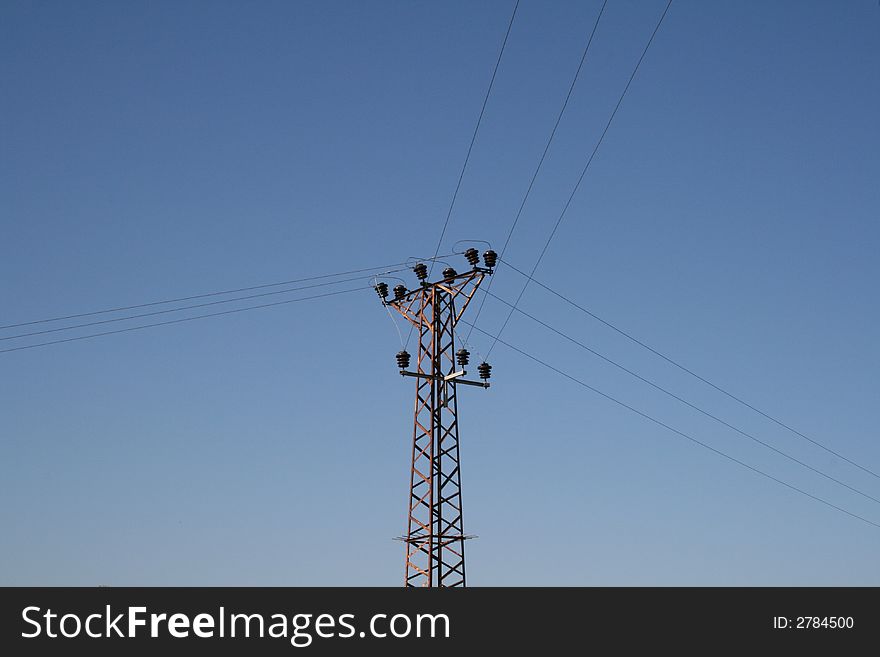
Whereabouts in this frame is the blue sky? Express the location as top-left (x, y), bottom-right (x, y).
top-left (1, 0), bottom-right (878, 585)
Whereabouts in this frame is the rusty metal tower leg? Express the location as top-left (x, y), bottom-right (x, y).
top-left (404, 291), bottom-right (437, 586)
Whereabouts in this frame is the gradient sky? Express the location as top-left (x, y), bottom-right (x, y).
top-left (2, 0), bottom-right (879, 585)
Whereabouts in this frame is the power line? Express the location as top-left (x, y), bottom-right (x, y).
top-left (427, 0), bottom-right (521, 275)
top-left (0, 256), bottom-right (457, 331)
top-left (480, 286), bottom-right (880, 507)
top-left (485, 0), bottom-right (673, 357)
top-left (1, 273), bottom-right (392, 342)
top-left (498, 255), bottom-right (880, 482)
top-left (466, 0), bottom-right (609, 343)
top-left (464, 321), bottom-right (880, 532)
top-left (408, 0), bottom-right (521, 351)
top-left (0, 286), bottom-right (367, 355)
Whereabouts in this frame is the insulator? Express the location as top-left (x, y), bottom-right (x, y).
top-left (374, 282), bottom-right (389, 300)
top-left (393, 284), bottom-right (407, 301)
top-left (442, 267), bottom-right (457, 279)
top-left (456, 348), bottom-right (470, 366)
top-left (396, 350), bottom-right (411, 370)
top-left (477, 361), bottom-right (492, 380)
top-left (464, 248), bottom-right (480, 267)
top-left (483, 249), bottom-right (497, 269)
top-left (413, 262), bottom-right (428, 281)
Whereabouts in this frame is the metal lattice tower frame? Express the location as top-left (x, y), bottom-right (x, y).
top-left (384, 263), bottom-right (493, 587)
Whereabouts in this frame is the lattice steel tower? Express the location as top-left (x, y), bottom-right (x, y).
top-left (375, 248), bottom-right (496, 587)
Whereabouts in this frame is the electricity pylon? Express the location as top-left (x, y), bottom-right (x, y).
top-left (375, 248), bottom-right (496, 587)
